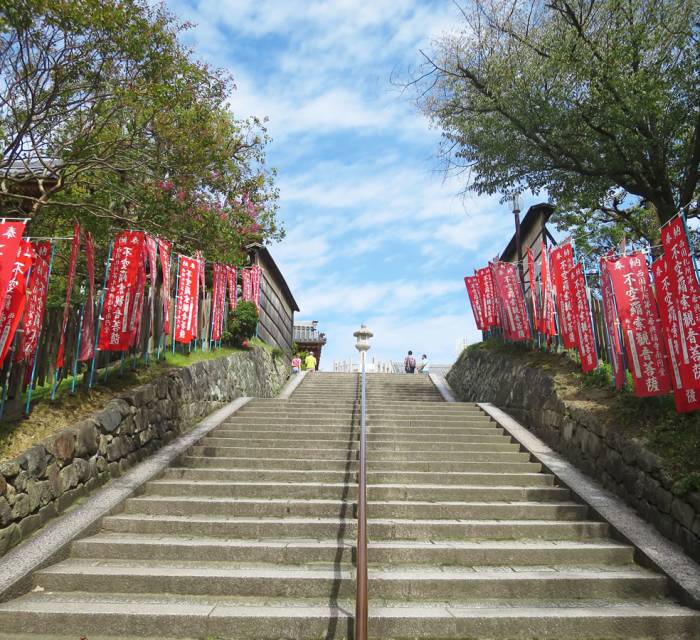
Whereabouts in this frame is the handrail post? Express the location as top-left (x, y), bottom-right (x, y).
top-left (355, 353), bottom-right (368, 640)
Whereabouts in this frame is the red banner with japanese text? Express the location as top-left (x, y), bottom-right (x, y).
top-left (569, 262), bottom-right (598, 372)
top-left (0, 219), bottom-right (27, 310)
top-left (174, 255), bottom-right (200, 343)
top-left (550, 242), bottom-right (577, 348)
top-left (659, 216), bottom-right (700, 390)
top-left (210, 264), bottom-right (226, 341)
top-left (464, 275), bottom-right (484, 330)
top-left (226, 266), bottom-right (237, 311)
top-left (145, 236), bottom-right (157, 285)
top-left (242, 268), bottom-right (252, 303)
top-left (476, 266), bottom-right (498, 329)
top-left (129, 256), bottom-right (147, 348)
top-left (539, 242), bottom-right (556, 336)
top-left (98, 231), bottom-right (145, 351)
top-left (527, 248), bottom-right (539, 331)
top-left (144, 235), bottom-right (158, 340)
top-left (600, 258), bottom-right (625, 391)
top-left (491, 261), bottom-right (532, 341)
top-left (651, 255), bottom-right (700, 412)
top-left (157, 237), bottom-right (172, 335)
top-left (78, 232), bottom-right (95, 362)
top-left (16, 241), bottom-right (51, 365)
top-left (605, 252), bottom-right (671, 397)
top-left (195, 250), bottom-right (205, 291)
top-left (251, 265), bottom-right (262, 311)
top-left (56, 224), bottom-right (80, 369)
top-left (0, 241), bottom-right (33, 366)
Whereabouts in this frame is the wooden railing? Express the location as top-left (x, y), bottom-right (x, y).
top-left (355, 365), bottom-right (368, 640)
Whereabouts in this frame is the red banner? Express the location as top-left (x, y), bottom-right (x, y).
top-left (527, 248), bottom-right (539, 331)
top-left (539, 242), bottom-right (556, 336)
top-left (129, 256), bottom-right (147, 348)
top-left (476, 266), bottom-right (498, 329)
top-left (144, 235), bottom-right (158, 340)
top-left (210, 264), bottom-right (226, 341)
top-left (0, 241), bottom-right (33, 366)
top-left (157, 237), bottom-right (172, 335)
top-left (145, 236), bottom-right (157, 285)
top-left (600, 258), bottom-right (625, 391)
top-left (605, 252), bottom-right (671, 397)
top-left (491, 261), bottom-right (531, 341)
top-left (652, 255), bottom-right (700, 412)
top-left (195, 249), bottom-right (205, 290)
top-left (174, 255), bottom-right (200, 343)
top-left (98, 231), bottom-right (145, 351)
top-left (251, 265), bottom-right (262, 311)
top-left (56, 224), bottom-right (80, 368)
top-left (550, 242), bottom-right (577, 348)
top-left (0, 220), bottom-right (27, 310)
top-left (569, 262), bottom-right (598, 372)
top-left (227, 266), bottom-right (237, 311)
top-left (660, 216), bottom-right (700, 390)
top-left (242, 268), bottom-right (252, 302)
top-left (16, 242), bottom-right (51, 365)
top-left (78, 232), bottom-right (95, 362)
top-left (464, 275), bottom-right (484, 330)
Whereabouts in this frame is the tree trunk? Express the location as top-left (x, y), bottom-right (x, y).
top-left (652, 196), bottom-right (678, 226)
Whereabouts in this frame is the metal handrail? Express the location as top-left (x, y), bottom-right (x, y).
top-left (355, 366), bottom-right (368, 640)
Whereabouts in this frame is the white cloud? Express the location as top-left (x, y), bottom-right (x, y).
top-left (166, 0), bottom-right (505, 370)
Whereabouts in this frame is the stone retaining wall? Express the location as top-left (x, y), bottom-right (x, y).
top-left (447, 347), bottom-right (700, 562)
top-left (0, 347), bottom-right (287, 557)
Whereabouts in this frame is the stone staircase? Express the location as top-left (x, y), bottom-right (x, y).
top-left (0, 372), bottom-right (697, 639)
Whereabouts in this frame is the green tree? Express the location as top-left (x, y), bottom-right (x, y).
top-left (416, 0), bottom-right (700, 241)
top-left (0, 0), bottom-right (281, 263)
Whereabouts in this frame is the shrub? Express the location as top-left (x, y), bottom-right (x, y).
top-left (223, 301), bottom-right (259, 346)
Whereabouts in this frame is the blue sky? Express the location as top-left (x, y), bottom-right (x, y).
top-left (169, 0), bottom-right (534, 368)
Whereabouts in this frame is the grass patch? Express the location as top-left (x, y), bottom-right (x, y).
top-left (468, 341), bottom-right (700, 490)
top-left (0, 345), bottom-right (241, 462)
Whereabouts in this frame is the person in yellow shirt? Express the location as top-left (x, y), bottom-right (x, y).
top-left (304, 352), bottom-right (317, 371)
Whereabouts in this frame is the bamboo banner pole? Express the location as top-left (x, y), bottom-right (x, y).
top-left (24, 242), bottom-right (56, 415)
top-left (88, 241), bottom-right (113, 389)
top-left (70, 303), bottom-right (85, 393)
top-left (172, 255), bottom-right (181, 355)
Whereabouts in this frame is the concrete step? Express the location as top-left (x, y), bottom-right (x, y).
top-left (161, 458), bottom-right (357, 482)
top-left (198, 435), bottom-right (511, 449)
top-left (73, 533), bottom-right (635, 566)
top-left (187, 445), bottom-right (358, 459)
top-left (213, 424), bottom-right (359, 435)
top-left (34, 559), bottom-right (666, 600)
top-left (181, 455), bottom-right (539, 473)
top-left (367, 425), bottom-right (503, 436)
top-left (210, 428), bottom-right (360, 439)
top-left (179, 456), bottom-right (358, 471)
top-left (144, 480), bottom-right (572, 502)
top-left (188, 444), bottom-right (524, 460)
top-left (124, 495), bottom-right (589, 521)
top-left (368, 447), bottom-right (525, 461)
top-left (103, 513), bottom-right (610, 541)
top-left (367, 470), bottom-right (552, 485)
top-left (366, 418), bottom-right (495, 427)
top-left (1, 593), bottom-right (697, 640)
top-left (168, 458), bottom-right (542, 476)
top-left (207, 426), bottom-right (503, 439)
top-left (222, 417), bottom-right (358, 425)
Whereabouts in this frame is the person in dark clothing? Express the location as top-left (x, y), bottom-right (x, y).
top-left (404, 350), bottom-right (416, 374)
